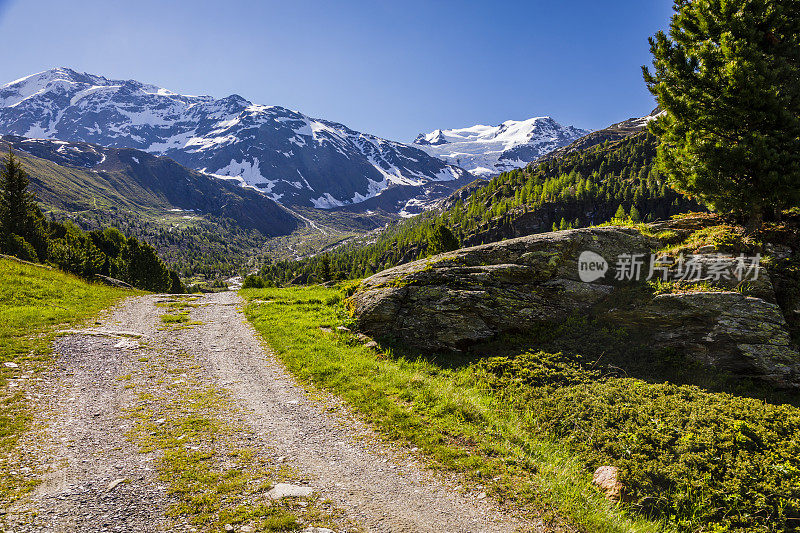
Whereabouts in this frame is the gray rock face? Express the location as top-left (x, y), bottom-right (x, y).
top-left (610, 292), bottom-right (800, 388)
top-left (349, 226), bottom-right (658, 352)
top-left (348, 225), bottom-right (800, 389)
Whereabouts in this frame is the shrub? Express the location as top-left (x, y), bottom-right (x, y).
top-left (473, 351), bottom-right (599, 390)
top-left (471, 351), bottom-right (800, 532)
top-left (530, 379), bottom-right (800, 532)
top-left (2, 234), bottom-right (38, 262)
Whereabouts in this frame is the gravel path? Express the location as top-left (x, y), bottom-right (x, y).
top-left (5, 296), bottom-right (173, 532)
top-left (5, 292), bottom-right (542, 532)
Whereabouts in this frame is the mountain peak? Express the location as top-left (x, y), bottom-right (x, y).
top-left (413, 116), bottom-right (588, 176)
top-left (0, 69), bottom-right (472, 213)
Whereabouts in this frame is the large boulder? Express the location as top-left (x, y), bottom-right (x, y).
top-left (348, 225), bottom-right (800, 389)
top-left (348, 227), bottom-right (658, 352)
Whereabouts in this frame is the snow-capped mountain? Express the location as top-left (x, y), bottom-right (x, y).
top-left (0, 68), bottom-right (471, 212)
top-left (0, 134), bottom-right (300, 236)
top-left (413, 117), bottom-right (589, 177)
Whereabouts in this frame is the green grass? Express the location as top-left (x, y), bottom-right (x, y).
top-left (241, 285), bottom-right (666, 533)
top-left (158, 297), bottom-right (203, 329)
top-left (161, 312), bottom-right (190, 324)
top-left (0, 257), bottom-right (131, 504)
top-left (126, 373), bottom-right (302, 530)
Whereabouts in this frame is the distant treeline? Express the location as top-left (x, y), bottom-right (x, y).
top-left (0, 152), bottom-right (182, 292)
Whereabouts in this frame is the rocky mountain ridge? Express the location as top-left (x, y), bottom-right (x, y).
top-left (414, 116), bottom-right (588, 177)
top-left (0, 68), bottom-right (472, 213)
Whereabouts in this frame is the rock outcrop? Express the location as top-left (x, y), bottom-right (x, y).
top-left (349, 227), bottom-right (658, 352)
top-left (610, 292), bottom-right (800, 388)
top-left (348, 224), bottom-right (800, 389)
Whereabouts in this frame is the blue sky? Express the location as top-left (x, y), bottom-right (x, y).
top-left (0, 0), bottom-right (673, 141)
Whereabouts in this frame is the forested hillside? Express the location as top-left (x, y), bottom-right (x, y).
top-left (261, 131), bottom-right (701, 284)
top-left (0, 152), bottom-right (181, 292)
top-left (0, 136), bottom-right (301, 277)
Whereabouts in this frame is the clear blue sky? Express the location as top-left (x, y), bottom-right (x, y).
top-left (0, 0), bottom-right (674, 141)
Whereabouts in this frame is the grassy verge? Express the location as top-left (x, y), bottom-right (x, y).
top-left (0, 257), bottom-right (131, 504)
top-left (241, 285), bottom-right (666, 533)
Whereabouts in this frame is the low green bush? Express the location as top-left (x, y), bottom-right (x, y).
top-left (472, 351), bottom-right (800, 532)
top-left (474, 351), bottom-right (599, 389)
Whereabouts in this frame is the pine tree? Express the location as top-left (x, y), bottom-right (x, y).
top-left (427, 223), bottom-right (459, 255)
top-left (317, 253), bottom-right (332, 282)
top-left (0, 152), bottom-right (34, 238)
top-left (613, 205), bottom-right (627, 223)
top-left (643, 0), bottom-right (800, 229)
top-left (630, 205), bottom-right (642, 223)
top-left (0, 152), bottom-right (45, 259)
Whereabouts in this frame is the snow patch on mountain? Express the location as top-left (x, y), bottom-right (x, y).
top-left (414, 117), bottom-right (589, 177)
top-left (0, 68), bottom-right (471, 211)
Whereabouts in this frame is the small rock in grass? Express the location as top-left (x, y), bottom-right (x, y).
top-left (593, 465), bottom-right (623, 501)
top-left (114, 339), bottom-right (139, 349)
top-left (335, 326), bottom-right (350, 332)
top-left (267, 483), bottom-right (314, 499)
top-left (3, 362), bottom-right (18, 368)
top-left (223, 525), bottom-right (233, 532)
top-left (302, 528), bottom-right (335, 533)
top-left (364, 341), bottom-right (378, 349)
top-left (107, 478), bottom-right (129, 491)
top-left (240, 526), bottom-right (254, 533)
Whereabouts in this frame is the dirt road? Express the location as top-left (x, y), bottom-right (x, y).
top-left (4, 292), bottom-right (540, 532)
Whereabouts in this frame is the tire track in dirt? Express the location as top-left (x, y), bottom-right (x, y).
top-left (186, 291), bottom-right (541, 533)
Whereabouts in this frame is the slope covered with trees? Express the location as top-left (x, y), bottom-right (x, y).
top-left (262, 130), bottom-right (701, 284)
top-left (0, 152), bottom-right (181, 292)
top-left (0, 136), bottom-right (301, 278)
